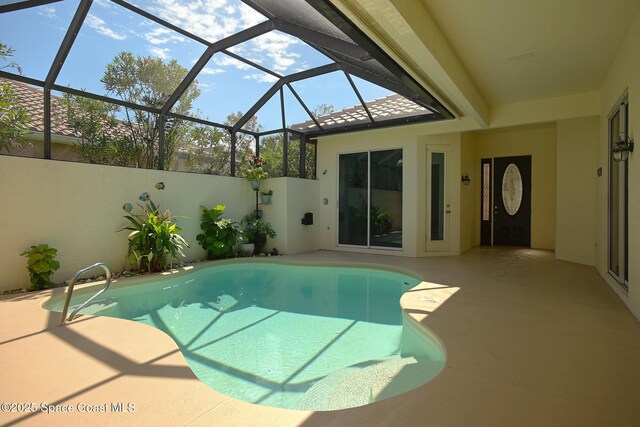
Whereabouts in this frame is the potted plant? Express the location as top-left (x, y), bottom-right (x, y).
top-left (260, 189), bottom-right (273, 205)
top-left (241, 213), bottom-right (276, 255)
top-left (196, 205), bottom-right (242, 259)
top-left (243, 153), bottom-right (269, 190)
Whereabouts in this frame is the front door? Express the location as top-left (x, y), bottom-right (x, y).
top-left (492, 156), bottom-right (531, 247)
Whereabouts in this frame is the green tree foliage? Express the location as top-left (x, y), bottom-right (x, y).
top-left (0, 41), bottom-right (22, 75)
top-left (60, 94), bottom-right (139, 166)
top-left (0, 83), bottom-right (31, 154)
top-left (259, 133), bottom-right (316, 178)
top-left (182, 124), bottom-right (228, 174)
top-left (0, 42), bottom-right (30, 153)
top-left (64, 52), bottom-right (199, 169)
top-left (225, 112), bottom-right (261, 176)
top-left (58, 50), bottom-right (318, 177)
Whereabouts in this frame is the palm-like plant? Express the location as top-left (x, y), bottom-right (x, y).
top-left (120, 198), bottom-right (188, 272)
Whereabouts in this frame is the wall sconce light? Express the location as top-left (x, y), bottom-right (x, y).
top-left (612, 132), bottom-right (634, 162)
top-left (461, 174), bottom-right (471, 185)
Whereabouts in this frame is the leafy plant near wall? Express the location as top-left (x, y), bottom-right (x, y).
top-left (20, 244), bottom-right (61, 290)
top-left (241, 213), bottom-right (276, 255)
top-left (120, 196), bottom-right (188, 273)
top-left (196, 205), bottom-right (242, 259)
top-left (371, 206), bottom-right (393, 235)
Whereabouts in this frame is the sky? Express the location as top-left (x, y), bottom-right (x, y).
top-left (0, 0), bottom-right (394, 132)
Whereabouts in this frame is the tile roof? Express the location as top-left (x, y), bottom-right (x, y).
top-left (291, 94), bottom-right (435, 133)
top-left (1, 77), bottom-right (79, 138)
top-left (0, 77), bottom-right (130, 139)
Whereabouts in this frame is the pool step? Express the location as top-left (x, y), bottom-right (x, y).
top-left (297, 356), bottom-right (440, 411)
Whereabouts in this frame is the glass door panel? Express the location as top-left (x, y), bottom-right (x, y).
top-left (431, 152), bottom-right (446, 240)
top-left (426, 147), bottom-right (450, 252)
top-left (370, 150), bottom-right (403, 248)
top-left (608, 98), bottom-right (629, 289)
top-left (338, 152), bottom-right (368, 246)
top-left (338, 149), bottom-right (403, 248)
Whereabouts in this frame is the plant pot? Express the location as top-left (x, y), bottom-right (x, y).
top-left (250, 180), bottom-right (261, 191)
top-left (241, 243), bottom-right (255, 255)
top-left (260, 194), bottom-right (272, 204)
top-left (256, 209), bottom-right (263, 219)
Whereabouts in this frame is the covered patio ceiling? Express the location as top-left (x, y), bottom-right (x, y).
top-left (0, 0), bottom-right (451, 170)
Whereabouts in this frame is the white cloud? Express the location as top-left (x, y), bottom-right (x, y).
top-left (238, 3), bottom-right (265, 28)
top-left (94, 0), bottom-right (113, 8)
top-left (251, 32), bottom-right (300, 72)
top-left (139, 1), bottom-right (302, 73)
top-left (86, 14), bottom-right (127, 40)
top-left (243, 74), bottom-right (279, 84)
top-left (201, 67), bottom-right (225, 75)
top-left (148, 47), bottom-right (170, 60)
top-left (37, 6), bottom-right (56, 18)
top-left (150, 0), bottom-right (247, 42)
top-left (212, 55), bottom-right (252, 70)
top-left (144, 27), bottom-right (185, 45)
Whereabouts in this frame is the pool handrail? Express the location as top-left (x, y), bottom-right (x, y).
top-left (59, 262), bottom-right (112, 326)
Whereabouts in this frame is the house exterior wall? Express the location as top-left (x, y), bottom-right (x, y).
top-left (556, 117), bottom-right (599, 266)
top-left (315, 123), bottom-right (463, 258)
top-left (473, 124), bottom-right (558, 250)
top-left (599, 7), bottom-right (640, 320)
top-left (459, 132), bottom-right (477, 253)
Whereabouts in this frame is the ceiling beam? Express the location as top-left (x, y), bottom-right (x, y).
top-left (160, 20), bottom-right (275, 116)
top-left (232, 63), bottom-right (340, 133)
top-left (0, 0), bottom-right (61, 14)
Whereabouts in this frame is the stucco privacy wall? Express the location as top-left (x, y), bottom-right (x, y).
top-left (556, 117), bottom-right (598, 266)
top-left (0, 156), bottom-right (316, 291)
top-left (473, 124), bottom-right (557, 250)
top-left (260, 177), bottom-right (321, 255)
top-left (599, 6), bottom-right (640, 319)
top-left (315, 122), bottom-right (463, 257)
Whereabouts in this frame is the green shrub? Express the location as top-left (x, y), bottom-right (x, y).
top-left (120, 198), bottom-right (188, 272)
top-left (196, 205), bottom-right (242, 259)
top-left (20, 244), bottom-right (61, 290)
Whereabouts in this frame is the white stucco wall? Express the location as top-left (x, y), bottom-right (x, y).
top-left (0, 156), bottom-right (317, 291)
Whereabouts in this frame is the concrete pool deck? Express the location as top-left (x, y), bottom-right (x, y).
top-left (1, 247), bottom-right (639, 426)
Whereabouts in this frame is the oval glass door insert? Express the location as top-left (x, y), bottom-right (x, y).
top-left (502, 163), bottom-right (523, 215)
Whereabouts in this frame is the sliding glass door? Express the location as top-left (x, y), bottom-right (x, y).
top-left (609, 97), bottom-right (629, 289)
top-left (338, 149), bottom-right (403, 249)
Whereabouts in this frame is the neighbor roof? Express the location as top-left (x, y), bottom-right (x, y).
top-left (291, 94), bottom-right (436, 134)
top-left (1, 77), bottom-right (77, 138)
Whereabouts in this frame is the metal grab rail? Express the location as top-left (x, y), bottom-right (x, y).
top-left (59, 263), bottom-right (112, 326)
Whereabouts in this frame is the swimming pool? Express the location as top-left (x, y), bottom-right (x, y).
top-left (44, 261), bottom-right (445, 410)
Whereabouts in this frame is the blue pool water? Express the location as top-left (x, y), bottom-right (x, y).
top-left (44, 262), bottom-right (445, 410)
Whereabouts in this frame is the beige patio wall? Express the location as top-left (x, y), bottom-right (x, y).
top-left (473, 124), bottom-right (557, 250)
top-left (598, 6), bottom-right (640, 320)
top-left (555, 116), bottom-right (599, 266)
top-left (315, 123), bottom-right (463, 258)
top-left (0, 156), bottom-right (320, 291)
